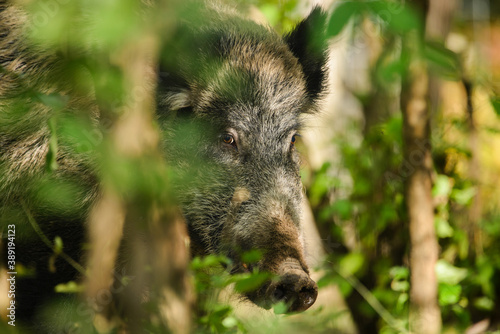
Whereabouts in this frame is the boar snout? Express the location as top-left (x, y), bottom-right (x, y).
top-left (266, 258), bottom-right (318, 312)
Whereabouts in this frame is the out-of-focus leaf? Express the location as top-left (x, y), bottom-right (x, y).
top-left (339, 252), bottom-right (365, 277)
top-left (259, 4), bottom-right (280, 27)
top-left (433, 174), bottom-right (452, 197)
top-left (390, 266), bottom-right (409, 281)
top-left (367, 1), bottom-right (420, 34)
top-left (435, 217), bottom-right (454, 238)
top-left (234, 272), bottom-right (271, 293)
top-left (34, 178), bottom-right (85, 214)
top-left (330, 199), bottom-right (353, 220)
top-left (53, 236), bottom-right (63, 254)
top-left (377, 58), bottom-right (405, 83)
top-left (451, 187), bottom-right (476, 206)
top-left (425, 41), bottom-right (461, 80)
top-left (55, 281), bottom-right (84, 293)
top-left (390, 266), bottom-right (409, 292)
top-left (491, 97), bottom-right (500, 117)
top-left (327, 2), bottom-right (364, 37)
top-left (473, 297), bottom-right (494, 311)
top-left (396, 293), bottom-right (409, 312)
top-left (436, 260), bottom-right (468, 285)
top-left (439, 283), bottom-right (461, 306)
top-left (241, 249), bottom-right (263, 264)
top-left (273, 301), bottom-right (288, 315)
top-left (221, 316), bottom-right (238, 328)
top-left (190, 255), bottom-right (231, 270)
top-left (391, 280), bottom-right (409, 292)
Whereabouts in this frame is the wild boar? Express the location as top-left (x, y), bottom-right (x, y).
top-left (0, 0), bottom-right (328, 325)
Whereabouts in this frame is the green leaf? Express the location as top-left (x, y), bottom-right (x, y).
top-left (241, 249), bottom-right (263, 264)
top-left (451, 187), bottom-right (476, 206)
top-left (432, 175), bottom-right (452, 197)
top-left (190, 255), bottom-right (231, 270)
top-left (439, 283), bottom-right (461, 306)
top-left (424, 41), bottom-right (461, 80)
top-left (234, 272), bottom-right (271, 293)
top-left (377, 58), bottom-right (405, 83)
top-left (327, 2), bottom-right (364, 37)
top-left (273, 301), bottom-right (289, 315)
top-left (436, 260), bottom-right (468, 285)
top-left (473, 296), bottom-right (494, 311)
top-left (330, 199), bottom-right (353, 220)
top-left (221, 316), bottom-right (238, 328)
top-left (491, 97), bottom-right (500, 117)
top-left (55, 281), bottom-right (84, 293)
top-left (396, 293), bottom-right (409, 312)
top-left (37, 93), bottom-right (68, 110)
top-left (389, 266), bottom-right (409, 281)
top-left (391, 280), bottom-right (409, 292)
top-left (259, 4), bottom-right (280, 28)
top-left (53, 236), bottom-right (64, 254)
top-left (435, 217), bottom-right (454, 238)
top-left (367, 1), bottom-right (420, 34)
top-left (339, 253), bottom-right (365, 277)
top-left (35, 178), bottom-right (85, 214)
top-left (317, 272), bottom-right (336, 288)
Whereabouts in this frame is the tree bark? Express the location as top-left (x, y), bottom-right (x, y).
top-left (85, 29), bottom-right (192, 333)
top-left (402, 1), bottom-right (441, 333)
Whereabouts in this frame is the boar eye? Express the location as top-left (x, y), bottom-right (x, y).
top-left (222, 133), bottom-right (237, 149)
top-left (290, 134), bottom-right (299, 148)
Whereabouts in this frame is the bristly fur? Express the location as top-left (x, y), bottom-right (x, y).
top-left (284, 6), bottom-right (328, 107)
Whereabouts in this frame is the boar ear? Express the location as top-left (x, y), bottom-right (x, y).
top-left (157, 70), bottom-right (192, 112)
top-left (284, 7), bottom-right (328, 104)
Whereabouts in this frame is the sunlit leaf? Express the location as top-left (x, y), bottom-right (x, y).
top-left (451, 187), bottom-right (476, 206)
top-left (435, 217), bottom-right (454, 238)
top-left (221, 316), bottom-right (238, 328)
top-left (391, 280), bottom-right (409, 292)
top-left (473, 296), bottom-right (494, 311)
top-left (259, 4), bottom-right (280, 27)
top-left (190, 255), bottom-right (231, 270)
top-left (339, 252), bottom-right (365, 277)
top-left (436, 260), bottom-right (468, 285)
top-left (389, 266), bottom-right (409, 281)
top-left (439, 283), bottom-right (461, 306)
top-left (432, 175), bottom-right (452, 197)
top-left (396, 292), bottom-right (409, 312)
top-left (53, 236), bottom-right (64, 254)
top-left (55, 281), bottom-right (84, 293)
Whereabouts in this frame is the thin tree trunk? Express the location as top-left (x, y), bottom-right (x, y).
top-left (85, 30), bottom-right (192, 333)
top-left (402, 1), bottom-right (441, 333)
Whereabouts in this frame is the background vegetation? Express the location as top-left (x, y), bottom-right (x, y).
top-left (1, 0), bottom-right (500, 333)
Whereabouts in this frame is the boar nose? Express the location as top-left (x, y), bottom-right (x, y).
top-left (269, 270), bottom-right (318, 312)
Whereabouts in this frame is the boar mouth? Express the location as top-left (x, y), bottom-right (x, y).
top-left (235, 258), bottom-right (318, 313)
